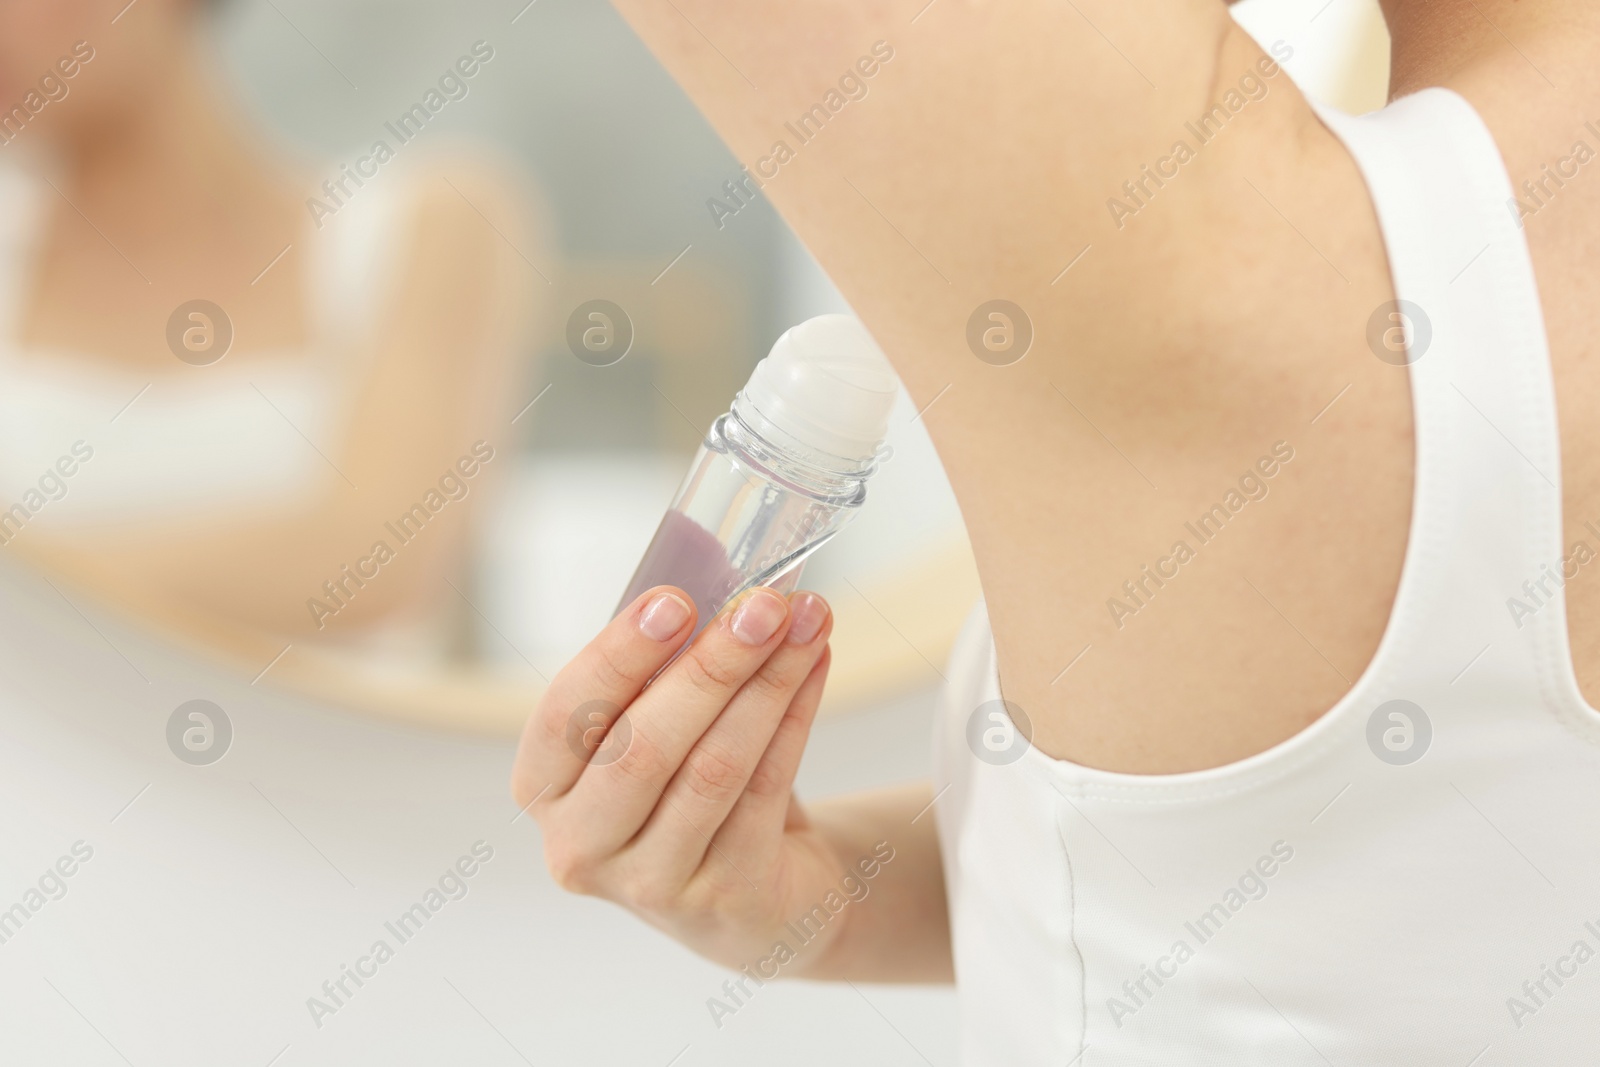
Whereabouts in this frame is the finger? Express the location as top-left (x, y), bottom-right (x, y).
top-left (710, 644), bottom-right (830, 874)
top-left (628, 593), bottom-right (832, 883)
top-left (563, 586), bottom-right (792, 852)
top-left (511, 586), bottom-right (694, 809)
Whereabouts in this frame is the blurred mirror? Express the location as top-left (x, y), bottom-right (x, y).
top-left (0, 0), bottom-right (985, 733)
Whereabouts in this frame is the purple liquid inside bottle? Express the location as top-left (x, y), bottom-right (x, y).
top-left (615, 315), bottom-right (898, 637)
top-left (618, 510), bottom-right (744, 625)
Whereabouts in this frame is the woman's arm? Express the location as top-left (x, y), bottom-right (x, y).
top-left (603, 4), bottom-right (1405, 775)
top-left (29, 159), bottom-right (541, 639)
top-left (602, 0), bottom-right (1258, 398)
top-left (800, 783), bottom-right (951, 982)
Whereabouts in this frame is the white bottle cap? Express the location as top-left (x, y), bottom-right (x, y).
top-left (737, 314), bottom-right (899, 464)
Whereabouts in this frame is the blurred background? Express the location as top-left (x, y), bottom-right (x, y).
top-left (0, 1), bottom-right (1390, 1064)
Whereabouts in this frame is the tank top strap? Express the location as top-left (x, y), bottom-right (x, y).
top-left (1310, 88), bottom-right (1581, 710)
top-left (0, 160), bottom-right (48, 348)
top-left (299, 165), bottom-right (421, 356)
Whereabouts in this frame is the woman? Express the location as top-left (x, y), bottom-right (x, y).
top-left (515, 0), bottom-right (1600, 1061)
top-left (0, 0), bottom-right (534, 660)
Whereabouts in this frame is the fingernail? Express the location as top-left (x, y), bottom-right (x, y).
top-left (730, 589), bottom-right (787, 646)
top-left (786, 593), bottom-right (828, 645)
top-left (638, 592), bottom-right (690, 641)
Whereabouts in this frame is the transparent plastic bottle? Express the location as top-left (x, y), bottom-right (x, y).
top-left (616, 315), bottom-right (898, 635)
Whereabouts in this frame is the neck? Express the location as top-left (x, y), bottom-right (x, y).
top-left (54, 42), bottom-right (301, 252)
top-left (1380, 0), bottom-right (1596, 100)
top-left (70, 50), bottom-right (238, 192)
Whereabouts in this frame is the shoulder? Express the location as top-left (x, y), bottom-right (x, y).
top-left (300, 145), bottom-right (546, 384)
top-left (392, 147), bottom-right (547, 285)
top-left (348, 147), bottom-right (547, 353)
top-left (306, 143), bottom-right (546, 295)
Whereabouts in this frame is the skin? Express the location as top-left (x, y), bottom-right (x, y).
top-left (516, 0), bottom-right (1600, 985)
top-left (0, 0), bottom-right (535, 643)
top-left (515, 587), bottom-right (950, 980)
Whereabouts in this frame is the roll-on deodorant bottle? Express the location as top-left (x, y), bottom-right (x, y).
top-left (616, 314), bottom-right (898, 636)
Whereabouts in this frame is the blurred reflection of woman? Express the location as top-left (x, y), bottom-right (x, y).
top-left (0, 0), bottom-right (537, 662)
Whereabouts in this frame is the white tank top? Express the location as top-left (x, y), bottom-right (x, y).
top-left (934, 87), bottom-right (1600, 1065)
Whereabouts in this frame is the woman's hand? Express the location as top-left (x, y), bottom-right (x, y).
top-left (511, 585), bottom-right (858, 973)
